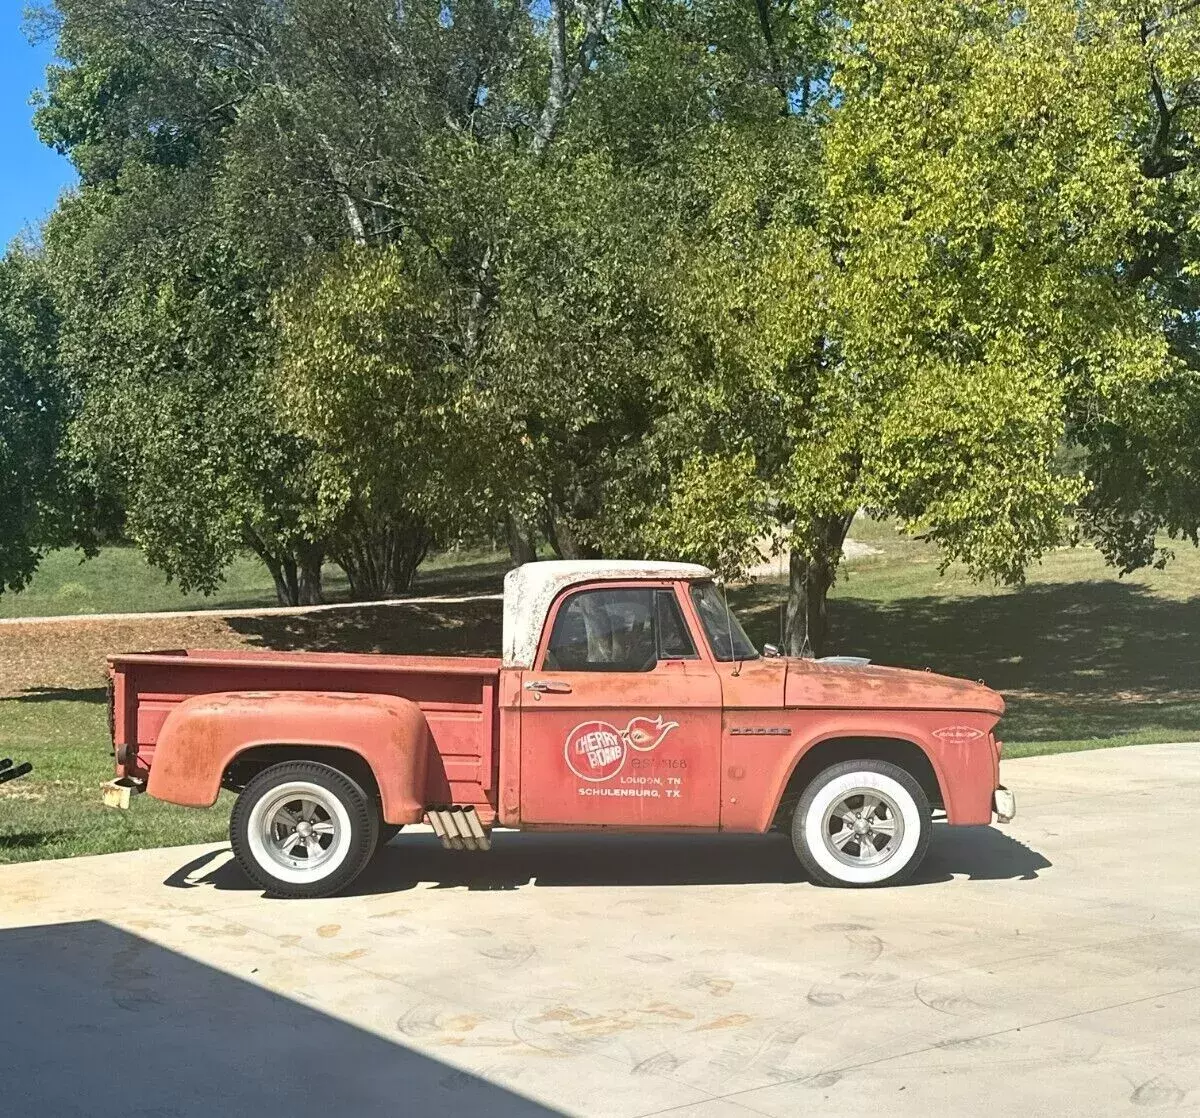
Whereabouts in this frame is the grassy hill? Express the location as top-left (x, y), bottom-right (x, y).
top-left (0, 544), bottom-right (508, 618)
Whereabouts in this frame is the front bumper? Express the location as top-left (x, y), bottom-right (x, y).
top-left (993, 786), bottom-right (1016, 824)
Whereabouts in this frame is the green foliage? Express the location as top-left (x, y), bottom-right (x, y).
top-left (592, 0), bottom-right (1198, 657)
top-left (12, 0), bottom-right (1200, 631)
top-left (0, 247), bottom-right (74, 593)
top-left (273, 245), bottom-right (472, 536)
top-left (48, 171), bottom-right (324, 600)
top-left (822, 0), bottom-right (1173, 580)
top-left (640, 452), bottom-right (775, 577)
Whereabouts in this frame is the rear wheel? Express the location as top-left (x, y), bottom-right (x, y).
top-left (792, 760), bottom-right (931, 887)
top-left (230, 761), bottom-right (379, 899)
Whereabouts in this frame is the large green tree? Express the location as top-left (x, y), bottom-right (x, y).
top-left (33, 0), bottom-right (624, 585)
top-left (595, 0), bottom-right (1196, 655)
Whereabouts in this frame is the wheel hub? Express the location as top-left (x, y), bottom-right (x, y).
top-left (257, 788), bottom-right (343, 873)
top-left (821, 789), bottom-right (905, 868)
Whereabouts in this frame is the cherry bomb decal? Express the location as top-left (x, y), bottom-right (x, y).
top-left (564, 715), bottom-right (679, 782)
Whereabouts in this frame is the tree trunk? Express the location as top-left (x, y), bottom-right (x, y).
top-left (783, 514), bottom-right (855, 658)
top-left (297, 543), bottom-right (325, 606)
top-left (337, 529), bottom-right (389, 600)
top-left (532, 0), bottom-right (612, 155)
top-left (505, 511), bottom-right (537, 566)
top-left (245, 529), bottom-right (303, 606)
top-left (544, 504), bottom-right (602, 560)
top-left (390, 522), bottom-right (431, 593)
top-left (262, 553), bottom-right (294, 606)
top-left (335, 514), bottom-right (431, 600)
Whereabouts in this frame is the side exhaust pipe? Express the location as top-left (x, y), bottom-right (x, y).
top-left (425, 805), bottom-right (492, 851)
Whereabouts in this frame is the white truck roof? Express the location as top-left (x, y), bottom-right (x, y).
top-left (501, 560), bottom-right (714, 668)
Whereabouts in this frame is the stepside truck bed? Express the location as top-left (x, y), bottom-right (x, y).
top-left (108, 648), bottom-right (503, 819)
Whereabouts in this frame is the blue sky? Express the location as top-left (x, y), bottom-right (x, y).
top-left (1, 1), bottom-right (76, 249)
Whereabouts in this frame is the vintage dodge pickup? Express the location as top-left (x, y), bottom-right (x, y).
top-left (105, 560), bottom-right (1014, 897)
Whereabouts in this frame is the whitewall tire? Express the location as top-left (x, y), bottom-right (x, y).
top-left (792, 760), bottom-right (931, 887)
top-left (230, 761), bottom-right (379, 899)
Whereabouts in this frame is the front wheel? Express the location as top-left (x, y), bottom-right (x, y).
top-left (792, 760), bottom-right (931, 887)
top-left (230, 761), bottom-right (379, 899)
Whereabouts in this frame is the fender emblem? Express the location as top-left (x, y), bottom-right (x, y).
top-left (932, 725), bottom-right (985, 743)
top-left (729, 727), bottom-right (792, 736)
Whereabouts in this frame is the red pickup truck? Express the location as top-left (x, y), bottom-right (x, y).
top-left (106, 560), bottom-right (1013, 898)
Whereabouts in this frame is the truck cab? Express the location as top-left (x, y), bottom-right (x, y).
top-left (106, 560), bottom-right (1012, 898)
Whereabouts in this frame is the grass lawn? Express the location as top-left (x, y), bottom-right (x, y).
top-left (447, 518), bottom-right (1195, 760)
top-left (736, 518), bottom-right (1200, 759)
top-left (0, 696), bottom-right (231, 863)
top-left (0, 543), bottom-right (509, 619)
top-left (2, 523), bottom-right (1199, 864)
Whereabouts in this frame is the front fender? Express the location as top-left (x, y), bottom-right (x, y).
top-left (725, 711), bottom-right (998, 832)
top-left (147, 691), bottom-right (430, 823)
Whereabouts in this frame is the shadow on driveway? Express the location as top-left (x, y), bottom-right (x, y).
top-left (0, 919), bottom-right (556, 1117)
top-left (166, 826), bottom-right (1051, 897)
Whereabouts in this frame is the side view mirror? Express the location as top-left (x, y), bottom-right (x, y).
top-left (762, 643), bottom-right (781, 658)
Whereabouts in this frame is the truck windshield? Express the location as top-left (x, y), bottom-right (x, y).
top-left (689, 582), bottom-right (760, 663)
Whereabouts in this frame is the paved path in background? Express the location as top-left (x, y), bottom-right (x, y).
top-left (1, 743), bottom-right (1198, 1117)
top-left (0, 590), bottom-right (503, 626)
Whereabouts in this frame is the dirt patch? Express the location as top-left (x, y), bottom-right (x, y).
top-left (0, 601), bottom-right (504, 699)
top-left (225, 599), bottom-right (503, 657)
top-left (0, 615), bottom-right (244, 698)
top-left (744, 537), bottom-right (882, 581)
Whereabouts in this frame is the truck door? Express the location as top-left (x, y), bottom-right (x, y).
top-left (518, 582), bottom-right (722, 827)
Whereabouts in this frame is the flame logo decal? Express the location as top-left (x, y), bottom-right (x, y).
top-left (564, 715), bottom-right (680, 781)
top-left (624, 715), bottom-right (679, 752)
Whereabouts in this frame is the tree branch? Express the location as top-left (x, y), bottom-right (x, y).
top-left (531, 0), bottom-right (614, 155)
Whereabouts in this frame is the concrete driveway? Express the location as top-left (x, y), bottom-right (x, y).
top-left (1, 743), bottom-right (1197, 1117)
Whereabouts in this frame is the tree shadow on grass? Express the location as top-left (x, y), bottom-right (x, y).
top-left (226, 598), bottom-right (504, 656)
top-left (1, 685), bottom-right (109, 704)
top-left (412, 556), bottom-right (512, 596)
top-left (0, 920), bottom-right (556, 1117)
top-left (0, 832), bottom-right (70, 851)
top-left (736, 579), bottom-right (1200, 745)
top-left (166, 826), bottom-right (1050, 897)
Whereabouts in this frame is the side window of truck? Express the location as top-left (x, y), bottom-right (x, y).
top-left (655, 589), bottom-right (698, 660)
top-left (544, 588), bottom-right (696, 671)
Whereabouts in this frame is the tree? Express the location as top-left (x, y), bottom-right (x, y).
top-left (32, 0), bottom-right (343, 604)
top-left (43, 165), bottom-right (330, 605)
top-left (26, 0), bottom-right (1199, 634)
top-left (600, 0), bottom-right (1188, 655)
top-left (1073, 0), bottom-right (1200, 570)
top-left (470, 0), bottom-right (835, 565)
top-left (0, 246), bottom-right (73, 593)
top-left (272, 245), bottom-right (476, 597)
top-left (32, 0), bottom-right (623, 581)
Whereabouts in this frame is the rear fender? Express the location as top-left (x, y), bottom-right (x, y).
top-left (147, 691), bottom-right (430, 824)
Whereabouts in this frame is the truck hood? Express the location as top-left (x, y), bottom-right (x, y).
top-left (782, 657), bottom-right (1005, 716)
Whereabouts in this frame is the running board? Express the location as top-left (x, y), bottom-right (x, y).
top-left (425, 806), bottom-right (491, 851)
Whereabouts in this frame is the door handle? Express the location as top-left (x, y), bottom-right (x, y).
top-left (525, 679), bottom-right (573, 694)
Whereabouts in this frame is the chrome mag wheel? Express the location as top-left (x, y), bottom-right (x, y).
top-left (249, 781), bottom-right (350, 878)
top-left (821, 788), bottom-right (905, 868)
